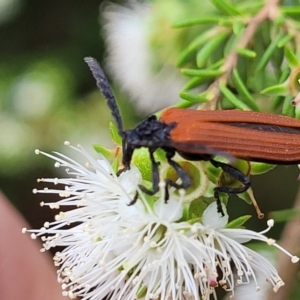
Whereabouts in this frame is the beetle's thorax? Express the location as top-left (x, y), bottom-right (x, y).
top-left (121, 115), bottom-right (177, 169)
top-left (124, 115), bottom-right (176, 149)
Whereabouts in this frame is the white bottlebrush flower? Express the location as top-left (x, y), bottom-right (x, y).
top-left (102, 1), bottom-right (185, 113)
top-left (24, 142), bottom-right (299, 300)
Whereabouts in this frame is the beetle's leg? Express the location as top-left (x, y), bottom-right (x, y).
top-left (210, 159), bottom-right (251, 216)
top-left (137, 149), bottom-right (160, 196)
top-left (164, 151), bottom-right (192, 202)
top-left (116, 166), bottom-right (129, 176)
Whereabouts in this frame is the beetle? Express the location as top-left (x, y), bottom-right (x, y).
top-left (84, 56), bottom-right (300, 216)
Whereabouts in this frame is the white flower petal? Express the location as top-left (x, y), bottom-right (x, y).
top-left (202, 201), bottom-right (228, 229)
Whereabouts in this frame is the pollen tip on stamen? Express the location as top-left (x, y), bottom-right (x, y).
top-left (40, 201), bottom-right (44, 206)
top-left (30, 233), bottom-right (37, 239)
top-left (54, 162), bottom-right (60, 168)
top-left (256, 286), bottom-right (261, 292)
top-left (64, 141), bottom-right (70, 146)
top-left (267, 219), bottom-right (274, 227)
top-left (35, 149), bottom-right (40, 155)
top-left (267, 238), bottom-right (276, 245)
top-left (22, 228), bottom-right (27, 233)
top-left (77, 143), bottom-right (82, 148)
top-left (32, 188), bottom-right (38, 194)
top-left (292, 256), bottom-right (300, 263)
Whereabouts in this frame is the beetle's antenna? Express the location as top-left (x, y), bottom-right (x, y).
top-left (84, 57), bottom-right (124, 136)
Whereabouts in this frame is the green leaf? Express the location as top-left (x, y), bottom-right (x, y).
top-left (181, 68), bottom-right (224, 77)
top-left (232, 69), bottom-right (259, 111)
top-left (170, 100), bottom-right (194, 109)
top-left (208, 58), bottom-right (225, 69)
top-left (277, 33), bottom-right (293, 48)
top-left (196, 30), bottom-right (230, 67)
top-left (236, 47), bottom-right (257, 58)
top-left (249, 162), bottom-right (276, 175)
top-left (284, 45), bottom-right (299, 67)
top-left (281, 6), bottom-right (300, 15)
top-left (271, 67), bottom-right (291, 109)
top-left (295, 101), bottom-right (300, 119)
top-left (173, 16), bottom-right (221, 28)
top-left (219, 84), bottom-right (250, 110)
top-left (226, 215), bottom-right (251, 228)
top-left (109, 121), bottom-right (122, 145)
top-left (232, 20), bottom-right (244, 35)
top-left (282, 95), bottom-right (295, 116)
top-left (111, 158), bottom-right (119, 174)
top-left (255, 32), bottom-right (284, 72)
top-left (93, 145), bottom-right (113, 159)
top-left (177, 30), bottom-right (216, 66)
top-left (156, 100), bottom-right (193, 115)
top-left (182, 77), bottom-right (208, 91)
top-left (269, 208), bottom-right (300, 222)
top-left (179, 92), bottom-right (208, 103)
top-left (260, 83), bottom-right (287, 95)
top-left (132, 148), bottom-right (152, 181)
top-left (210, 0), bottom-right (242, 16)
top-left (223, 27), bottom-right (245, 55)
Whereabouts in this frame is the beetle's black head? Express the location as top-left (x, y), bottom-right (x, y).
top-left (121, 115), bottom-right (176, 168)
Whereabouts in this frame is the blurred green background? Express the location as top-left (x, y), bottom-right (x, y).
top-left (0, 0), bottom-right (299, 237)
top-left (0, 0), bottom-right (135, 228)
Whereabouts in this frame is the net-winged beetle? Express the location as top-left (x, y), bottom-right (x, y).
top-left (85, 57), bottom-right (300, 216)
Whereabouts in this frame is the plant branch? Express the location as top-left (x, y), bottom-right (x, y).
top-left (205, 0), bottom-right (281, 109)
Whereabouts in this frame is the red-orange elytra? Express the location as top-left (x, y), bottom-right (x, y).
top-left (160, 108), bottom-right (300, 164)
top-left (85, 56), bottom-right (300, 216)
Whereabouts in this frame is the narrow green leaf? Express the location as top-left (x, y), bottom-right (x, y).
top-left (269, 208), bottom-right (300, 222)
top-left (295, 101), bottom-right (300, 119)
top-left (260, 83), bottom-right (287, 95)
top-left (277, 33), bottom-right (293, 48)
top-left (220, 84), bottom-right (250, 110)
top-left (282, 95), bottom-right (295, 116)
top-left (236, 47), bottom-right (257, 58)
top-left (284, 45), bottom-right (299, 67)
top-left (210, 0), bottom-right (242, 15)
top-left (196, 30), bottom-right (230, 67)
top-left (169, 100), bottom-right (193, 109)
top-left (181, 68), bottom-right (224, 77)
top-left (226, 215), bottom-right (251, 228)
top-left (232, 69), bottom-right (259, 111)
top-left (208, 58), bottom-right (225, 69)
top-left (177, 30), bottom-right (215, 66)
top-left (173, 16), bottom-right (221, 28)
top-left (179, 92), bottom-right (208, 103)
top-left (182, 77), bottom-right (208, 91)
top-left (109, 121), bottom-right (122, 145)
top-left (233, 20), bottom-right (244, 35)
top-left (271, 67), bottom-right (291, 109)
top-left (271, 95), bottom-right (284, 110)
top-left (255, 32), bottom-right (284, 72)
top-left (274, 14), bottom-right (285, 26)
top-left (223, 27), bottom-right (245, 55)
top-left (111, 158), bottom-right (119, 174)
top-left (281, 6), bottom-right (300, 15)
top-left (156, 101), bottom-right (193, 117)
top-left (93, 145), bottom-right (113, 159)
